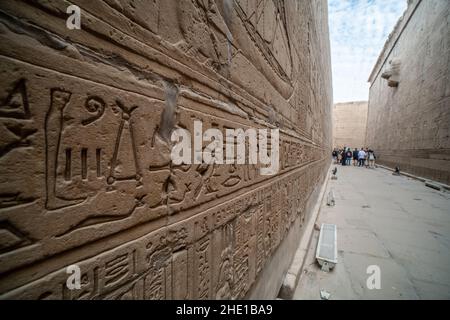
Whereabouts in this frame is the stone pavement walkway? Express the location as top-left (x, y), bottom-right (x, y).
top-left (293, 165), bottom-right (450, 300)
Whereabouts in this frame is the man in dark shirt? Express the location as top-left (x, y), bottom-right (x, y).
top-left (346, 149), bottom-right (352, 166)
top-left (341, 147), bottom-right (347, 166)
top-left (353, 148), bottom-right (359, 166)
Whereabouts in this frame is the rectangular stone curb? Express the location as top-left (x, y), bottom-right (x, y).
top-left (278, 166), bottom-right (332, 299)
top-left (425, 181), bottom-right (442, 191)
top-left (376, 164), bottom-right (450, 191)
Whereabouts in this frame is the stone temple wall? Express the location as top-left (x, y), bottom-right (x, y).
top-left (366, 0), bottom-right (450, 184)
top-left (333, 101), bottom-right (368, 149)
top-left (0, 0), bottom-right (332, 299)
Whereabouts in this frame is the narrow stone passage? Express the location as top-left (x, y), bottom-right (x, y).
top-left (294, 165), bottom-right (450, 299)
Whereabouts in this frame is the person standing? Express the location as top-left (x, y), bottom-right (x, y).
top-left (358, 148), bottom-right (366, 167)
top-left (353, 148), bottom-right (358, 166)
top-left (346, 148), bottom-right (352, 166)
top-left (332, 149), bottom-right (338, 163)
top-left (365, 148), bottom-right (371, 168)
top-left (341, 147), bottom-right (347, 166)
top-left (368, 149), bottom-right (376, 168)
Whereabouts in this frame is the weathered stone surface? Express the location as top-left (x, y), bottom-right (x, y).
top-left (366, 0), bottom-right (450, 185)
top-left (333, 101), bottom-right (368, 149)
top-left (0, 0), bottom-right (332, 299)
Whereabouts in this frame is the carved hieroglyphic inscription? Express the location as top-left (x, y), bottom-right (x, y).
top-left (0, 0), bottom-right (332, 299)
top-left (0, 58), bottom-right (170, 265)
top-left (1, 160), bottom-right (328, 299)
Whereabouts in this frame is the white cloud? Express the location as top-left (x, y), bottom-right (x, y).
top-left (329, 0), bottom-right (407, 103)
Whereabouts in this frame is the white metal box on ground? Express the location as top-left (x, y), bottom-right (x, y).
top-left (316, 224), bottom-right (338, 272)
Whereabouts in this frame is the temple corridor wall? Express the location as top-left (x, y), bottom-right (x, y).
top-left (366, 0), bottom-right (450, 184)
top-left (333, 101), bottom-right (368, 149)
top-left (0, 0), bottom-right (332, 299)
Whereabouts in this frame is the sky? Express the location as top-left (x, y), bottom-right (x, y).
top-left (328, 0), bottom-right (408, 103)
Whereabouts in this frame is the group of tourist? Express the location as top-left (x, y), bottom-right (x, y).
top-left (332, 147), bottom-right (376, 168)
